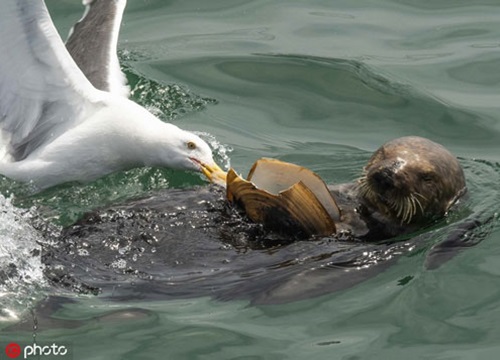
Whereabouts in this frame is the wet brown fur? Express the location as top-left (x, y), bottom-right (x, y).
top-left (356, 136), bottom-right (466, 227)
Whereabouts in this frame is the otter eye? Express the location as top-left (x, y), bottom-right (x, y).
top-left (421, 173), bottom-right (434, 182)
top-left (187, 141), bottom-right (197, 150)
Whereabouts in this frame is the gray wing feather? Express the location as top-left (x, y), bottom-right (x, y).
top-left (0, 0), bottom-right (103, 160)
top-left (66, 0), bottom-right (129, 97)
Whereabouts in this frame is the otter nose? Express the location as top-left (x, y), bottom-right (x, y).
top-left (372, 168), bottom-right (394, 188)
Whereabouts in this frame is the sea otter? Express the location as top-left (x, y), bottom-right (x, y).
top-left (327, 136), bottom-right (467, 241)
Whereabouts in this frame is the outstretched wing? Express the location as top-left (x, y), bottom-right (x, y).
top-left (0, 0), bottom-right (105, 161)
top-left (66, 0), bottom-right (129, 97)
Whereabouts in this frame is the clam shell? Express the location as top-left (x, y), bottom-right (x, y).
top-left (226, 158), bottom-right (340, 237)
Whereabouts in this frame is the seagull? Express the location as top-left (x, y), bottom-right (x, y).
top-left (0, 0), bottom-right (227, 191)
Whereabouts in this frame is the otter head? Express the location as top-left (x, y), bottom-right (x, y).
top-left (358, 136), bottom-right (466, 225)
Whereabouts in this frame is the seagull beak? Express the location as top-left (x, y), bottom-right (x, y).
top-left (191, 158), bottom-right (227, 186)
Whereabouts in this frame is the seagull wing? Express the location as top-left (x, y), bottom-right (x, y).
top-left (0, 0), bottom-right (105, 161)
top-left (66, 0), bottom-right (129, 97)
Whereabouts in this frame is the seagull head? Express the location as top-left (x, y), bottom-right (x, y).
top-left (164, 129), bottom-right (227, 186)
top-left (118, 104), bottom-right (228, 186)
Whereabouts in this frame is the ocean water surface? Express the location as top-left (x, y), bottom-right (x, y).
top-left (1, 0), bottom-right (500, 359)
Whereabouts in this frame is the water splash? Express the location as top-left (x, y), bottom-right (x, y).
top-left (0, 194), bottom-right (47, 322)
top-left (195, 131), bottom-right (233, 171)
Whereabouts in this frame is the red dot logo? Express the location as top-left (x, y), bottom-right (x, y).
top-left (5, 342), bottom-right (21, 359)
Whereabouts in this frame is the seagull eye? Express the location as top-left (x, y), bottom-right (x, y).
top-left (187, 141), bottom-right (197, 150)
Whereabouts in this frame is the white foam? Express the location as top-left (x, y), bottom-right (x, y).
top-left (0, 194), bottom-right (47, 322)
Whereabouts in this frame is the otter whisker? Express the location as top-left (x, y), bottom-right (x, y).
top-left (411, 195), bottom-right (418, 219)
top-left (390, 194), bottom-right (417, 224)
top-left (398, 201), bottom-right (406, 219)
top-left (379, 192), bottom-right (428, 225)
top-left (413, 193), bottom-right (425, 214)
top-left (391, 196), bottom-right (408, 223)
top-left (410, 195), bottom-right (416, 217)
top-left (413, 192), bottom-right (428, 202)
top-left (404, 197), bottom-right (412, 223)
top-left (403, 197), bottom-right (412, 224)
top-left (356, 177), bottom-right (377, 202)
top-left (396, 202), bottom-right (404, 219)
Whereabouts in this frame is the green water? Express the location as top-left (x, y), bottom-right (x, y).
top-left (1, 0), bottom-right (500, 359)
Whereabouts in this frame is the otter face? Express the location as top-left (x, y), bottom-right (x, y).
top-left (358, 136), bottom-right (466, 225)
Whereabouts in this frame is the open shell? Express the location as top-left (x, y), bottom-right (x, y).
top-left (226, 158), bottom-right (340, 237)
